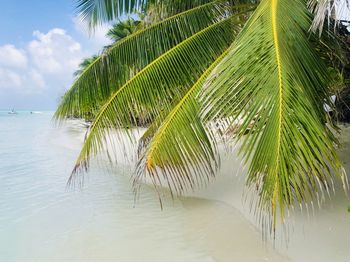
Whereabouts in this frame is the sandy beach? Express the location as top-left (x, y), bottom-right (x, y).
top-left (186, 125), bottom-right (350, 261)
top-left (100, 124), bottom-right (350, 261)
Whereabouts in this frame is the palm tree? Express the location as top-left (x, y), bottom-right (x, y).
top-left (74, 55), bottom-right (100, 77)
top-left (75, 17), bottom-right (142, 79)
top-left (55, 0), bottom-right (348, 233)
top-left (70, 18), bottom-right (147, 121)
top-left (107, 18), bottom-right (142, 42)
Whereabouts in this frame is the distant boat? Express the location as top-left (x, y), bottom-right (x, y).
top-left (8, 109), bottom-right (18, 115)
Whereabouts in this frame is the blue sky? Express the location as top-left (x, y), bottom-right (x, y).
top-left (0, 0), bottom-right (111, 110)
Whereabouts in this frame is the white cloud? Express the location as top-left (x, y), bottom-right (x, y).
top-left (0, 67), bottom-right (47, 94)
top-left (0, 28), bottom-right (84, 96)
top-left (0, 45), bottom-right (27, 69)
top-left (73, 17), bottom-right (112, 50)
top-left (0, 68), bottom-right (22, 88)
top-left (29, 69), bottom-right (45, 89)
top-left (28, 28), bottom-right (83, 75)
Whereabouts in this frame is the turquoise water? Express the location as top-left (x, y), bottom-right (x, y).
top-left (1, 112), bottom-right (348, 261)
top-left (0, 112), bottom-right (193, 261)
top-left (0, 112), bottom-right (285, 262)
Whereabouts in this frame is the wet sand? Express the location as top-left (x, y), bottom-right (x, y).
top-left (186, 125), bottom-right (350, 261)
top-left (103, 125), bottom-right (350, 261)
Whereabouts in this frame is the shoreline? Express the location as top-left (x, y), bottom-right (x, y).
top-left (184, 125), bottom-right (350, 261)
top-left (72, 121), bottom-right (350, 261)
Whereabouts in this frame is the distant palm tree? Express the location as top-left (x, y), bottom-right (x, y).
top-left (107, 18), bottom-right (142, 42)
top-left (71, 18), bottom-right (145, 120)
top-left (74, 55), bottom-right (99, 77)
top-left (55, 0), bottom-right (348, 232)
top-left (75, 17), bottom-right (142, 79)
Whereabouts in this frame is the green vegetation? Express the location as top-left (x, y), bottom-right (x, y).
top-left (55, 0), bottom-right (349, 233)
top-left (107, 18), bottom-right (142, 42)
top-left (74, 55), bottom-right (100, 78)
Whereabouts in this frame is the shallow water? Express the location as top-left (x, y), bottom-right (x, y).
top-left (190, 125), bottom-right (350, 262)
top-left (0, 112), bottom-right (287, 262)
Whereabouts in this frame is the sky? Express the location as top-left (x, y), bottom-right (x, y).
top-left (1, 1), bottom-right (349, 110)
top-left (0, 0), bottom-right (112, 110)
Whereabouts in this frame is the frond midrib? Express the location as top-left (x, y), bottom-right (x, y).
top-left (81, 11), bottom-right (248, 156)
top-left (72, 1), bottom-right (257, 82)
top-left (271, 0), bottom-right (283, 222)
top-left (72, 0), bottom-right (225, 80)
top-left (145, 48), bottom-right (231, 170)
top-left (72, 11), bottom-right (246, 167)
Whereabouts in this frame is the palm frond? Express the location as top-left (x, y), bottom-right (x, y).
top-left (75, 0), bottom-right (217, 28)
top-left (74, 55), bottom-right (100, 77)
top-left (69, 13), bottom-right (247, 185)
top-left (202, 0), bottom-right (345, 232)
top-left (75, 0), bottom-right (147, 27)
top-left (55, 1), bottom-right (235, 120)
top-left (134, 50), bottom-right (230, 196)
top-left (107, 18), bottom-right (141, 42)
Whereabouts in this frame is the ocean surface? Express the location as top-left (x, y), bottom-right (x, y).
top-left (0, 111), bottom-right (349, 261)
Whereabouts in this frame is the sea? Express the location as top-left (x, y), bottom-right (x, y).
top-left (0, 111), bottom-right (349, 261)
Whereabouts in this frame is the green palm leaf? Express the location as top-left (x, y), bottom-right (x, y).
top-left (134, 50), bottom-right (230, 196)
top-left (58, 0), bottom-right (348, 235)
top-left (55, 1), bottom-right (236, 120)
top-left (75, 0), bottom-right (147, 26)
top-left (107, 18), bottom-right (141, 42)
top-left (202, 0), bottom-right (346, 231)
top-left (75, 0), bottom-right (222, 27)
top-left (68, 13), bottom-right (248, 185)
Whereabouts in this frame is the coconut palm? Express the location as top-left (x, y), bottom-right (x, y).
top-left (74, 55), bottom-right (100, 77)
top-left (70, 17), bottom-right (148, 121)
top-left (55, 0), bottom-right (348, 233)
top-left (76, 18), bottom-right (142, 79)
top-left (107, 18), bottom-right (142, 42)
